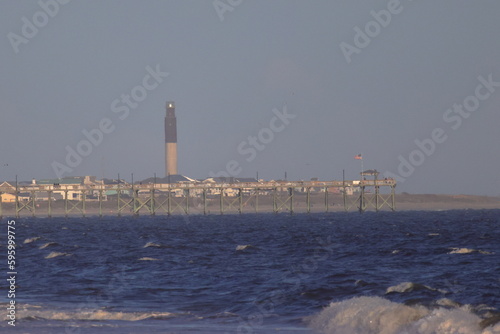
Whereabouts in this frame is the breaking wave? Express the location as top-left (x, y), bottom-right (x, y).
top-left (39, 242), bottom-right (59, 249)
top-left (308, 296), bottom-right (500, 334)
top-left (24, 236), bottom-right (41, 244)
top-left (10, 305), bottom-right (175, 322)
top-left (448, 248), bottom-right (494, 255)
top-left (385, 281), bottom-right (448, 294)
top-left (45, 251), bottom-right (72, 259)
top-left (143, 241), bottom-right (165, 248)
top-left (235, 244), bottom-right (257, 251)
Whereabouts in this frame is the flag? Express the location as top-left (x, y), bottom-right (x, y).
top-left (354, 154), bottom-right (362, 160)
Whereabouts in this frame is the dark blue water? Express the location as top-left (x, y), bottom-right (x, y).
top-left (1, 210), bottom-right (499, 333)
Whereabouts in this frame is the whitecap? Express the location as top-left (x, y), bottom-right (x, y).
top-left (479, 250), bottom-right (494, 255)
top-left (483, 324), bottom-right (500, 334)
top-left (481, 314), bottom-right (500, 331)
top-left (436, 298), bottom-right (462, 309)
top-left (308, 296), bottom-right (494, 334)
top-left (45, 252), bottom-right (71, 259)
top-left (386, 281), bottom-right (449, 295)
top-left (449, 247), bottom-right (476, 254)
top-left (413, 307), bottom-right (491, 334)
top-left (448, 248), bottom-right (494, 255)
top-left (386, 282), bottom-right (434, 294)
top-left (24, 237), bottom-right (41, 244)
top-left (143, 242), bottom-right (162, 248)
top-left (39, 242), bottom-right (59, 249)
top-left (308, 296), bottom-right (429, 334)
top-left (138, 257), bottom-right (159, 261)
top-left (235, 244), bottom-right (254, 251)
top-left (16, 307), bottom-right (175, 321)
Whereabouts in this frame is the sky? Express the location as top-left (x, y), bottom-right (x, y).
top-left (0, 0), bottom-right (499, 196)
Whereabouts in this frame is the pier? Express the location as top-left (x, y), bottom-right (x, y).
top-left (0, 178), bottom-right (396, 218)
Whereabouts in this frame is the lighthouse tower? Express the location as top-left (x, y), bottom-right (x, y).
top-left (165, 101), bottom-right (178, 176)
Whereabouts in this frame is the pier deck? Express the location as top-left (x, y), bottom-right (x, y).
top-left (0, 179), bottom-right (396, 217)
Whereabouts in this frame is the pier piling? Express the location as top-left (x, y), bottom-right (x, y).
top-left (0, 179), bottom-right (396, 218)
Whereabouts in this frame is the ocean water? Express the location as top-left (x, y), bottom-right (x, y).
top-left (1, 210), bottom-right (499, 334)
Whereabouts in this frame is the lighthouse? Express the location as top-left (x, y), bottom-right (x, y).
top-left (165, 101), bottom-right (178, 176)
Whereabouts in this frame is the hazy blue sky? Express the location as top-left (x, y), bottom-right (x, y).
top-left (1, 1), bottom-right (499, 195)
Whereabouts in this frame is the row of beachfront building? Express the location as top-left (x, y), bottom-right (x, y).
top-left (0, 175), bottom-right (357, 203)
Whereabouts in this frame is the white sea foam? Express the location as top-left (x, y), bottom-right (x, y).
top-left (448, 248), bottom-right (494, 255)
top-left (308, 296), bottom-right (429, 334)
top-left (449, 248), bottom-right (476, 254)
top-left (308, 296), bottom-right (498, 334)
top-left (138, 257), bottom-right (160, 261)
top-left (45, 251), bottom-right (71, 259)
top-left (24, 236), bottom-right (41, 244)
top-left (143, 242), bottom-right (162, 248)
top-left (436, 298), bottom-right (463, 309)
top-left (236, 244), bottom-right (254, 251)
top-left (386, 281), bottom-right (448, 294)
top-left (39, 242), bottom-right (59, 249)
top-left (14, 307), bottom-right (175, 321)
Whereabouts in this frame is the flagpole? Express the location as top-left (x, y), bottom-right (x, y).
top-left (354, 154), bottom-right (363, 180)
top-left (361, 153), bottom-right (364, 179)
